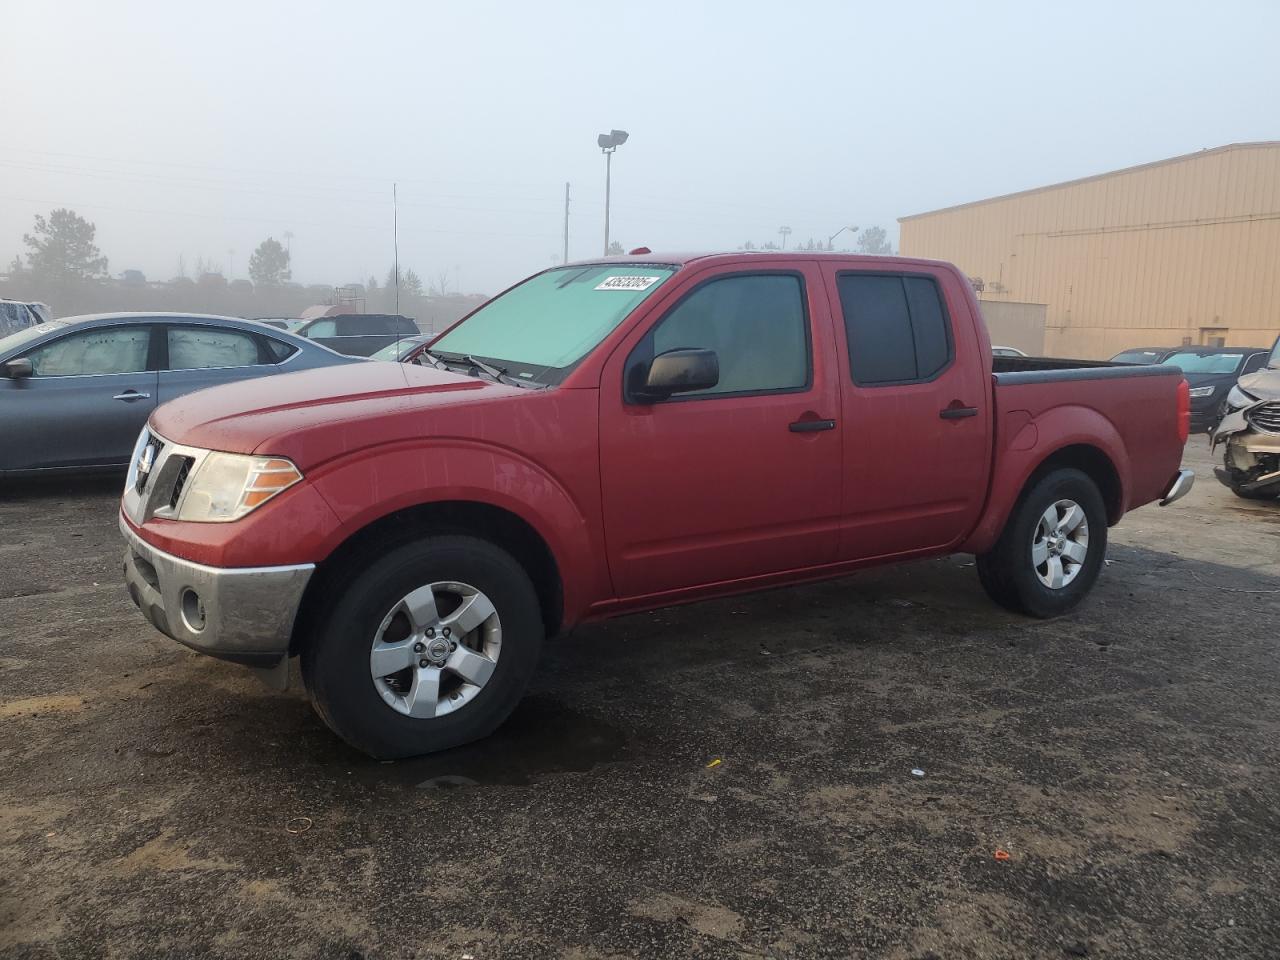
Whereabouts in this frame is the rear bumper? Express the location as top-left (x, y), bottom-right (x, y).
top-left (1159, 468), bottom-right (1195, 506)
top-left (120, 515), bottom-right (314, 665)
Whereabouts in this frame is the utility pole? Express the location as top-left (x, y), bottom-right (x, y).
top-left (393, 183), bottom-right (400, 314)
top-left (778, 226), bottom-right (792, 250)
top-left (563, 182), bottom-right (570, 265)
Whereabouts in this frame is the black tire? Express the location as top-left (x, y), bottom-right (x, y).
top-left (976, 468), bottom-right (1108, 618)
top-left (301, 535), bottom-right (543, 759)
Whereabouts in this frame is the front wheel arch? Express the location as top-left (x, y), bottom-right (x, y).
top-left (289, 500), bottom-right (564, 658)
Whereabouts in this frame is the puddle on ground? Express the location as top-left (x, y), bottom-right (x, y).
top-left (336, 695), bottom-right (628, 789)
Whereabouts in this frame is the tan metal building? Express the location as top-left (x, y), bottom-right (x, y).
top-left (898, 141), bottom-right (1280, 359)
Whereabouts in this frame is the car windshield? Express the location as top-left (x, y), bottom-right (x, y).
top-left (0, 319), bottom-right (66, 357)
top-left (1113, 349), bottom-right (1165, 364)
top-left (430, 264), bottom-right (677, 384)
top-left (1162, 352), bottom-right (1244, 374)
top-left (370, 337), bottom-right (424, 361)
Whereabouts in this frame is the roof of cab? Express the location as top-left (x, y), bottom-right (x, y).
top-left (562, 250), bottom-right (955, 270)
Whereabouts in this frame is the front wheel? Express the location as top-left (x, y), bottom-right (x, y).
top-left (976, 468), bottom-right (1108, 618)
top-left (301, 535), bottom-right (544, 759)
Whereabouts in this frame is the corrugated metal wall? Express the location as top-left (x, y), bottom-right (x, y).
top-left (899, 143), bottom-right (1280, 359)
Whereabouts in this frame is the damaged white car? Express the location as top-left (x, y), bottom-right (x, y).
top-left (1213, 336), bottom-right (1280, 500)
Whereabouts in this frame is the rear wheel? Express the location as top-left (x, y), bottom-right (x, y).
top-left (301, 535), bottom-right (543, 759)
top-left (977, 468), bottom-right (1107, 618)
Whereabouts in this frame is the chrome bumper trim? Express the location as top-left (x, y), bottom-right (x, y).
top-left (120, 515), bottom-right (314, 662)
top-left (1159, 468), bottom-right (1195, 507)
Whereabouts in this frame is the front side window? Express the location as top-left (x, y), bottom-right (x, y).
top-left (641, 273), bottom-right (809, 398)
top-left (167, 327), bottom-right (261, 370)
top-left (432, 264), bottom-right (676, 383)
top-left (305, 319), bottom-right (337, 338)
top-left (27, 326), bottom-right (151, 376)
top-left (837, 273), bottom-right (953, 386)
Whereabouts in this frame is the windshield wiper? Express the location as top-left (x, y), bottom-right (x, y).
top-left (460, 354), bottom-right (507, 381)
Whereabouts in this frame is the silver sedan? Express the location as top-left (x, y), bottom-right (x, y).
top-left (0, 312), bottom-right (359, 476)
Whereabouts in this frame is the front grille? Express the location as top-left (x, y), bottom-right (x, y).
top-left (135, 437), bottom-right (164, 494)
top-left (168, 457), bottom-right (194, 508)
top-left (1246, 401), bottom-right (1280, 434)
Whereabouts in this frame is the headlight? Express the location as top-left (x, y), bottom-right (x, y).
top-left (1226, 384), bottom-right (1256, 411)
top-left (1187, 385), bottom-right (1216, 398)
top-left (176, 452), bottom-right (303, 522)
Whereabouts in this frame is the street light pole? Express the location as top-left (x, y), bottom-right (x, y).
top-left (827, 224), bottom-right (859, 250)
top-left (597, 129), bottom-right (629, 256)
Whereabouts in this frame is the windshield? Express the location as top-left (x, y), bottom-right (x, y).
top-left (0, 320), bottom-right (66, 357)
top-left (1112, 349), bottom-right (1165, 364)
top-left (430, 264), bottom-right (676, 383)
top-left (1270, 338), bottom-right (1279, 369)
top-left (371, 337), bottom-right (424, 361)
top-left (1162, 352), bottom-right (1243, 374)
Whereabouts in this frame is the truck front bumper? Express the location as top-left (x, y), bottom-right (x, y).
top-left (121, 516), bottom-right (314, 667)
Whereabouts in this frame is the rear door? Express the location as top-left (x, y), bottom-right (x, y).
top-left (598, 263), bottom-right (843, 598)
top-left (1, 323), bottom-right (158, 471)
top-left (156, 323), bottom-right (290, 405)
top-left (823, 266), bottom-right (990, 560)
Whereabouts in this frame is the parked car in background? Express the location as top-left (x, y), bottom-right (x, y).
top-left (0, 299), bottom-right (51, 336)
top-left (295, 313), bottom-right (419, 357)
top-left (991, 345), bottom-right (1027, 358)
top-left (1213, 336), bottom-right (1280, 499)
top-left (371, 335), bottom-right (429, 361)
top-left (1111, 346), bottom-right (1178, 365)
top-left (120, 252), bottom-right (1193, 758)
top-left (0, 313), bottom-right (358, 476)
top-left (1160, 347), bottom-right (1270, 431)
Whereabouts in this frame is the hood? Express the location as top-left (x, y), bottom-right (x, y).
top-left (150, 361), bottom-right (521, 468)
top-left (1237, 367), bottom-right (1280, 402)
top-left (1182, 369), bottom-right (1241, 387)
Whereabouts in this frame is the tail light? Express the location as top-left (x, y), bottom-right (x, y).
top-left (1176, 379), bottom-right (1190, 443)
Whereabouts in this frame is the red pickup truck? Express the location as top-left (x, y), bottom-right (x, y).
top-left (121, 253), bottom-right (1193, 758)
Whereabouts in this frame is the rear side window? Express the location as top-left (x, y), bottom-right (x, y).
top-left (265, 338), bottom-right (296, 362)
top-left (837, 273), bottom-right (953, 385)
top-left (167, 326), bottom-right (262, 370)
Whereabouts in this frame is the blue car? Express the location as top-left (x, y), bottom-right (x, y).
top-left (0, 312), bottom-right (359, 476)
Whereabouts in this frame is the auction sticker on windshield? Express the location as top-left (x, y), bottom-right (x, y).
top-left (595, 275), bottom-right (662, 291)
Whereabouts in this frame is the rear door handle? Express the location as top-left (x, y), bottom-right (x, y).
top-left (789, 418), bottom-right (837, 433)
top-left (113, 391), bottom-right (151, 402)
top-left (939, 405), bottom-right (978, 420)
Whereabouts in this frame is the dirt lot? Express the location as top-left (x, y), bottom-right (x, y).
top-left (2, 436), bottom-right (1278, 959)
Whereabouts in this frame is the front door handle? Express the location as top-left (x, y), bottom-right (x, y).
top-left (939, 404), bottom-right (978, 420)
top-left (789, 418), bottom-right (837, 433)
top-left (113, 391), bottom-right (151, 402)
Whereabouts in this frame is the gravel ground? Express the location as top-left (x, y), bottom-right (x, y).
top-left (1, 436), bottom-right (1278, 959)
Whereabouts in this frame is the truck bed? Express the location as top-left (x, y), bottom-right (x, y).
top-left (993, 355), bottom-right (1179, 385)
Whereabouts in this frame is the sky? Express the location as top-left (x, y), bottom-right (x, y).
top-left (4, 0), bottom-right (1279, 295)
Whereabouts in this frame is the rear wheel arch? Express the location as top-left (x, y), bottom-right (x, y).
top-left (1023, 443), bottom-right (1123, 525)
top-left (290, 500), bottom-right (564, 657)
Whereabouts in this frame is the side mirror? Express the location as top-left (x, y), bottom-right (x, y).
top-left (633, 348), bottom-right (719, 403)
top-left (2, 358), bottom-right (33, 379)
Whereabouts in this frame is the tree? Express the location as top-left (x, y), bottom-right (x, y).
top-left (7, 255), bottom-right (25, 277)
top-left (22, 208), bottom-right (108, 280)
top-left (855, 226), bottom-right (894, 256)
top-left (429, 269), bottom-right (450, 297)
top-left (402, 268), bottom-right (424, 297)
top-left (366, 274), bottom-right (378, 291)
top-left (606, 241), bottom-right (625, 255)
top-left (248, 237), bottom-right (291, 285)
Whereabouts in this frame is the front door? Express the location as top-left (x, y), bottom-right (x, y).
top-left (0, 324), bottom-right (157, 472)
top-left (822, 266), bottom-right (990, 560)
top-left (599, 265), bottom-right (843, 599)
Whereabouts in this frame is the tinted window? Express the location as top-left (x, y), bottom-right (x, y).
top-left (646, 274), bottom-right (808, 397)
top-left (167, 326), bottom-right (261, 370)
top-left (27, 326), bottom-right (150, 376)
top-left (1243, 352), bottom-right (1267, 374)
top-left (837, 274), bottom-right (953, 385)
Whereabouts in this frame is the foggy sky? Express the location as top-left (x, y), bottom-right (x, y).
top-left (5, 0), bottom-right (1279, 295)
